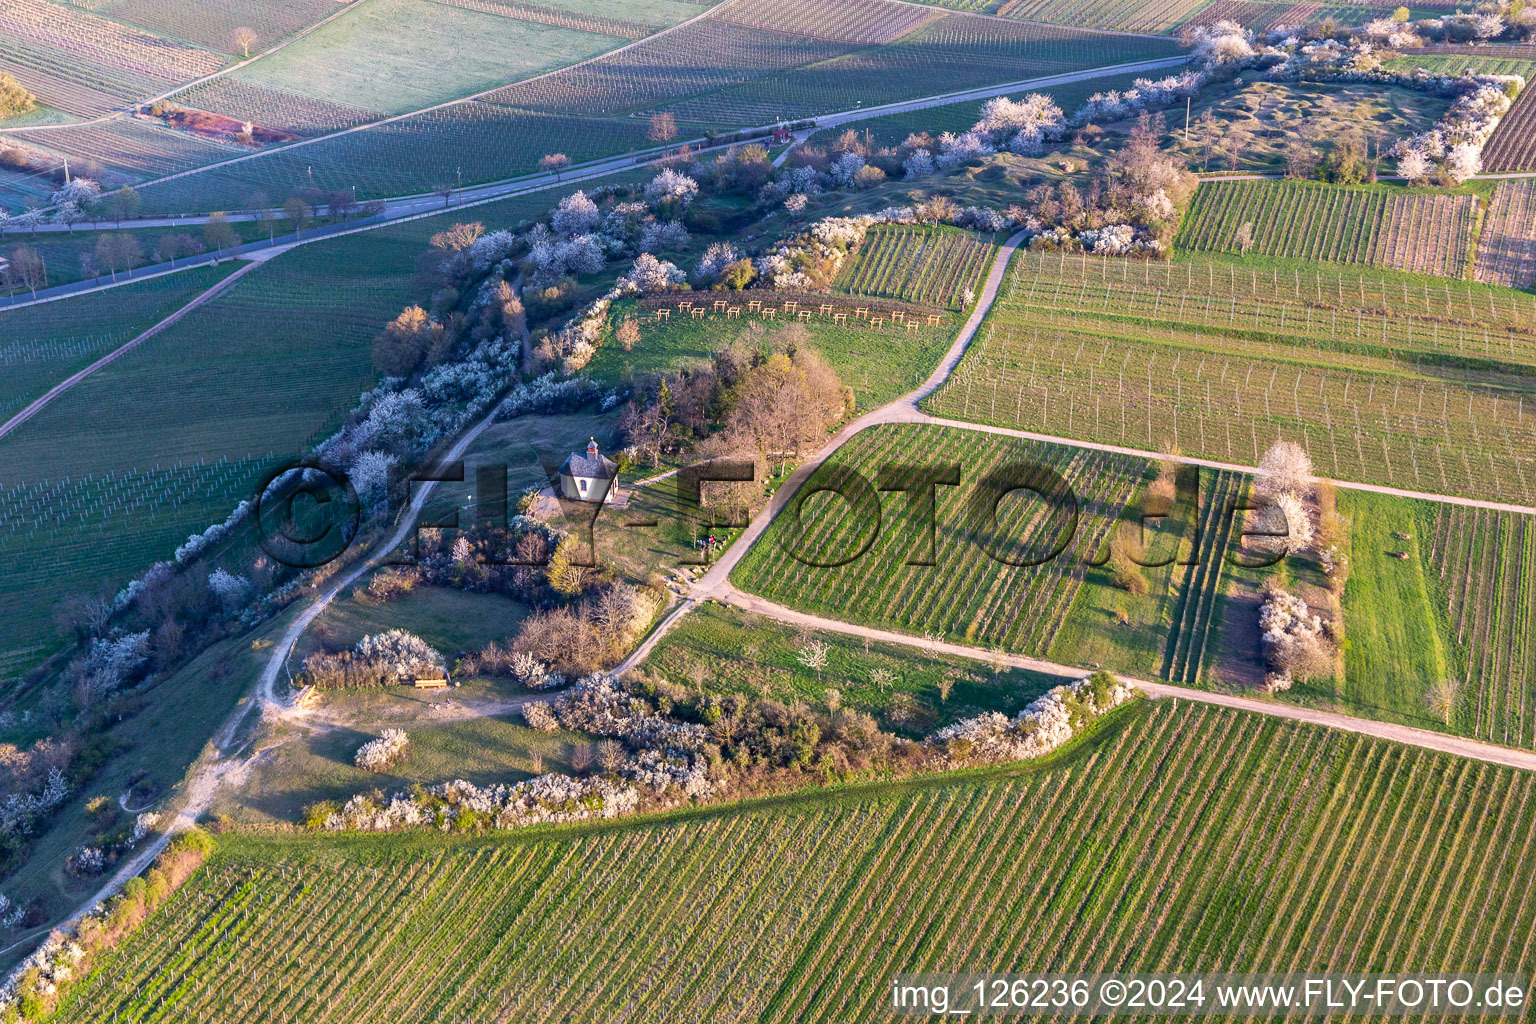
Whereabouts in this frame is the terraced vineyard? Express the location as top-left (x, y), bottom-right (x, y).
top-left (837, 225), bottom-right (996, 309)
top-left (131, 0), bottom-right (1176, 211)
top-left (1474, 179), bottom-right (1536, 289)
top-left (0, 263), bottom-right (237, 420)
top-left (0, 0), bottom-right (227, 115)
top-left (1484, 87), bottom-right (1536, 172)
top-left (1179, 181), bottom-right (1477, 278)
top-left (986, 0), bottom-right (1209, 33)
top-left (20, 118), bottom-right (242, 182)
top-left (0, 235), bottom-right (407, 684)
top-left (103, 0), bottom-right (344, 52)
top-left (926, 250), bottom-right (1536, 506)
top-left (1429, 504), bottom-right (1536, 747)
top-left (732, 423), bottom-right (1147, 653)
top-left (50, 702), bottom-right (1536, 1023)
top-left (1160, 469), bottom-right (1242, 686)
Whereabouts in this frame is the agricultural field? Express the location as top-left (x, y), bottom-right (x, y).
top-left (925, 249), bottom-right (1536, 506)
top-left (1178, 181), bottom-right (1478, 279)
top-left (14, 118), bottom-right (243, 186)
top-left (49, 701), bottom-right (1536, 1024)
top-left (102, 0), bottom-right (347, 53)
top-left (217, 0), bottom-right (630, 117)
top-left (129, 0), bottom-right (1176, 212)
top-left (804, 68), bottom-right (1148, 147)
top-left (1427, 502), bottom-right (1536, 747)
top-left (0, 176), bottom-right (609, 688)
top-left (1381, 52), bottom-right (1536, 78)
top-left (658, 15), bottom-right (1179, 127)
top-left (0, 0), bottom-right (228, 117)
top-left (2, 218), bottom-right (272, 297)
top-left (1052, 467), bottom-right (1245, 683)
top-left (983, 0), bottom-right (1211, 34)
top-left (834, 224), bottom-right (997, 309)
top-left (1474, 179), bottom-right (1536, 290)
top-left (1484, 87), bottom-right (1536, 172)
top-left (0, 262), bottom-right (237, 421)
top-left (731, 423), bottom-right (1149, 654)
top-left (0, 237), bottom-right (408, 685)
top-left (135, 105), bottom-right (657, 212)
top-left (586, 295), bottom-right (959, 409)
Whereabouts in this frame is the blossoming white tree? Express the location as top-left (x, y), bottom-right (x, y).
top-left (551, 190), bottom-right (600, 234)
top-left (355, 729), bottom-right (409, 771)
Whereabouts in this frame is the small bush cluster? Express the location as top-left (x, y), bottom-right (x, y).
top-left (355, 729), bottom-right (410, 772)
top-left (927, 672), bottom-right (1137, 765)
top-left (302, 630), bottom-right (445, 689)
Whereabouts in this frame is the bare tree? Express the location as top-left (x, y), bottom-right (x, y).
top-left (202, 212), bottom-right (237, 262)
top-left (1232, 221), bottom-right (1255, 255)
top-left (110, 185), bottom-right (139, 225)
top-left (596, 738), bottom-right (625, 775)
top-left (5, 243), bottom-right (46, 297)
top-left (283, 196), bottom-right (309, 238)
top-left (233, 26), bottom-right (258, 58)
top-left (569, 742), bottom-right (593, 775)
top-left (647, 112), bottom-right (678, 149)
top-left (1283, 140), bottom-right (1319, 180)
top-left (1428, 678), bottom-right (1460, 726)
top-left (868, 666), bottom-right (895, 693)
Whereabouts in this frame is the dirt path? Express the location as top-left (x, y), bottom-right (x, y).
top-left (619, 224), bottom-right (1536, 778)
top-left (715, 585), bottom-right (1536, 771)
top-left (0, 259), bottom-right (260, 442)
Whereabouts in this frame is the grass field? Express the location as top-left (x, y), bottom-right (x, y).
top-left (834, 225), bottom-right (996, 310)
top-left (47, 699), bottom-right (1536, 1023)
top-left (224, 0), bottom-right (628, 117)
top-left (924, 249), bottom-right (1536, 507)
top-left (644, 601), bottom-right (1060, 731)
top-left (216, 711), bottom-right (591, 823)
top-left (586, 297), bottom-right (959, 410)
top-left (1331, 490), bottom-right (1453, 729)
top-left (1174, 81), bottom-right (1449, 176)
top-left (1179, 180), bottom-right (1478, 279)
top-left (1474, 179), bottom-right (1536, 290)
top-left (731, 423), bottom-right (1149, 654)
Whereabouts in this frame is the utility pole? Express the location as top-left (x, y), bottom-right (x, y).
top-left (1184, 96), bottom-right (1191, 144)
top-left (63, 156), bottom-right (70, 183)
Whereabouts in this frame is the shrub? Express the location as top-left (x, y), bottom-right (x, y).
top-left (355, 729), bottom-right (409, 772)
